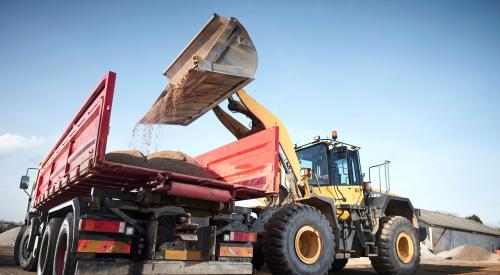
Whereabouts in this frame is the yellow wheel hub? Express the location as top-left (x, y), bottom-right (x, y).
top-left (294, 225), bottom-right (322, 264)
top-left (396, 232), bottom-right (414, 263)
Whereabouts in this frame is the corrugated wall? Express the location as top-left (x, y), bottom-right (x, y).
top-left (423, 226), bottom-right (500, 253)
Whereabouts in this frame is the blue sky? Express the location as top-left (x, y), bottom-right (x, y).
top-left (1, 1), bottom-right (499, 226)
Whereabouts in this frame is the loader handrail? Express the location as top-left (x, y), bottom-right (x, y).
top-left (368, 160), bottom-right (391, 194)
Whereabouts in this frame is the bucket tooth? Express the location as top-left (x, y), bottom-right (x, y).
top-left (141, 14), bottom-right (258, 126)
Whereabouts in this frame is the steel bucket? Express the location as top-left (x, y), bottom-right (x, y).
top-left (141, 14), bottom-right (258, 125)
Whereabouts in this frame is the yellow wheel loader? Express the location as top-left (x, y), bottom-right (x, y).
top-left (144, 13), bottom-right (426, 275)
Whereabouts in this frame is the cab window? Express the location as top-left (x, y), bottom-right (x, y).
top-left (296, 144), bottom-right (331, 186)
top-left (332, 147), bottom-right (362, 185)
top-left (332, 148), bottom-right (349, 185)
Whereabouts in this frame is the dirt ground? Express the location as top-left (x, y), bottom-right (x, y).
top-left (1, 246), bottom-right (499, 275)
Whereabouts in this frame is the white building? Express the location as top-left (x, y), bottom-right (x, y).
top-left (418, 209), bottom-right (500, 253)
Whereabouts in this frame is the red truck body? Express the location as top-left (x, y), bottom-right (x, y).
top-left (33, 71), bottom-right (279, 209)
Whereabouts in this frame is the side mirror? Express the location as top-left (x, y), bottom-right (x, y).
top-left (19, 175), bottom-right (30, 189)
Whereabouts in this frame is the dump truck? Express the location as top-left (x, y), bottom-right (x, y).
top-left (14, 16), bottom-right (272, 275)
top-left (15, 14), bottom-right (425, 275)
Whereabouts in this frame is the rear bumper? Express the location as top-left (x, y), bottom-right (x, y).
top-left (75, 259), bottom-right (253, 275)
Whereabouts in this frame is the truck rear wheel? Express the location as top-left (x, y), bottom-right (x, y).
top-left (262, 204), bottom-right (334, 275)
top-left (330, 258), bottom-right (348, 272)
top-left (16, 225), bottom-right (37, 271)
top-left (369, 216), bottom-right (420, 275)
top-left (38, 218), bottom-right (63, 275)
top-left (53, 213), bottom-right (75, 275)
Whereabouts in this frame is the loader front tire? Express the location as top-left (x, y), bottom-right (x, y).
top-left (262, 204), bottom-right (334, 275)
top-left (369, 216), bottom-right (420, 275)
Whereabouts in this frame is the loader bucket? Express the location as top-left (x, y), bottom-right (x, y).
top-left (141, 14), bottom-right (258, 125)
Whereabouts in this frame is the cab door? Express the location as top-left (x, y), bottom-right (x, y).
top-left (313, 146), bottom-right (364, 206)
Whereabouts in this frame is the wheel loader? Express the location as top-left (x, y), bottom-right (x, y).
top-left (142, 14), bottom-right (426, 274)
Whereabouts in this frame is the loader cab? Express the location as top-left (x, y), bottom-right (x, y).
top-left (296, 139), bottom-right (364, 206)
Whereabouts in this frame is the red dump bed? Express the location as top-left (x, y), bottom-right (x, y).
top-left (33, 72), bottom-right (279, 209)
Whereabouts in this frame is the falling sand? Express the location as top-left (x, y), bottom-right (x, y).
top-left (121, 71), bottom-right (213, 178)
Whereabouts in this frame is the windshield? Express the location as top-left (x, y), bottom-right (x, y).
top-left (296, 144), bottom-right (330, 186)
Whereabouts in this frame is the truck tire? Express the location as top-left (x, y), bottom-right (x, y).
top-left (262, 204), bottom-right (334, 275)
top-left (330, 258), bottom-right (348, 272)
top-left (16, 225), bottom-right (37, 270)
top-left (369, 216), bottom-right (420, 275)
top-left (38, 218), bottom-right (63, 275)
top-left (53, 213), bottom-right (75, 275)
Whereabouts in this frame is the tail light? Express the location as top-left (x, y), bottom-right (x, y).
top-left (79, 219), bottom-right (125, 234)
top-left (227, 231), bottom-right (257, 243)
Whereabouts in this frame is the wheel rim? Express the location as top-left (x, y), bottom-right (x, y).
top-left (396, 231), bottom-right (414, 263)
top-left (55, 232), bottom-right (67, 275)
top-left (294, 225), bottom-right (322, 264)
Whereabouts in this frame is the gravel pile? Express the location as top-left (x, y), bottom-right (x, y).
top-left (105, 150), bottom-right (147, 166)
top-left (106, 150), bottom-right (215, 179)
top-left (437, 245), bottom-right (499, 262)
top-left (0, 227), bottom-right (21, 247)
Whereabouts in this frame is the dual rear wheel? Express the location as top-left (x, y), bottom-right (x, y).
top-left (15, 213), bottom-right (74, 275)
top-left (37, 218), bottom-right (63, 275)
top-left (52, 212), bottom-right (75, 275)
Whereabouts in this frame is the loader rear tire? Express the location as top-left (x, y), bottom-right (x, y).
top-left (37, 218), bottom-right (63, 275)
top-left (262, 204), bottom-right (334, 275)
top-left (330, 258), bottom-right (348, 272)
top-left (369, 216), bottom-right (420, 275)
top-left (17, 225), bottom-right (37, 271)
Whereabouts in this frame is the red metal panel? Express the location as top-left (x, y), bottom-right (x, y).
top-left (194, 127), bottom-right (280, 195)
top-left (34, 72), bottom-right (115, 208)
